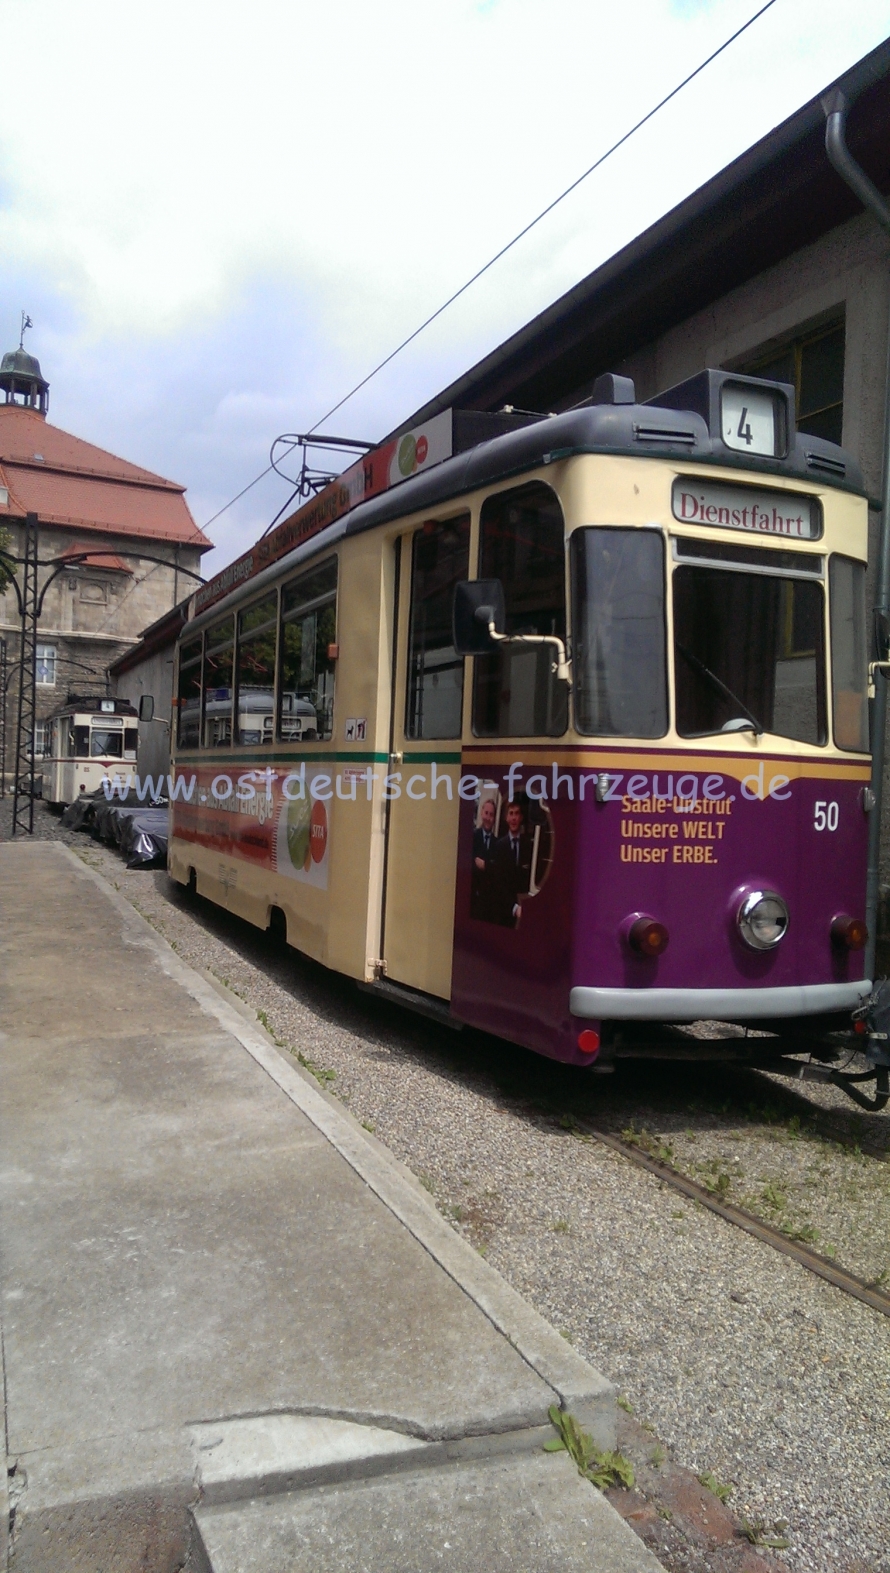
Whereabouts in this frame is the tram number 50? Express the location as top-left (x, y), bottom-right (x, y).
top-left (814, 801), bottom-right (839, 832)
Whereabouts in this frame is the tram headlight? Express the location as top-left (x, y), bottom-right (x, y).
top-left (737, 891), bottom-right (788, 951)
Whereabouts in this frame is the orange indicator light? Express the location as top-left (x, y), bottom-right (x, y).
top-left (629, 917), bottom-right (669, 957)
top-left (831, 914), bottom-right (868, 951)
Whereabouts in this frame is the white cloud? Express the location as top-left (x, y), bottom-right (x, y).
top-left (2, 0), bottom-right (889, 575)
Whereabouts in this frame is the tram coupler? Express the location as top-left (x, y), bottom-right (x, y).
top-left (853, 981), bottom-right (890, 1073)
top-left (805, 984), bottom-right (890, 1110)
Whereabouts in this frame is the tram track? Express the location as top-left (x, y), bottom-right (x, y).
top-left (570, 1113), bottom-right (890, 1319)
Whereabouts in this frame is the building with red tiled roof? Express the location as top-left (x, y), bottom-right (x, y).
top-left (0, 341), bottom-right (210, 768)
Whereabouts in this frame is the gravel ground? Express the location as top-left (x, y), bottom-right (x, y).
top-left (4, 801), bottom-right (890, 1572)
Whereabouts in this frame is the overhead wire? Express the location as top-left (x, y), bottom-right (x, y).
top-left (202, 0), bottom-right (780, 535)
top-left (305, 0), bottom-right (780, 436)
top-left (202, 464), bottom-right (275, 531)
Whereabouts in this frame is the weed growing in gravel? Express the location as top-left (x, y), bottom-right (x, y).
top-left (361, 1120), bottom-right (376, 1133)
top-left (616, 1395), bottom-right (633, 1414)
top-left (295, 1048), bottom-right (337, 1086)
top-left (740, 1517), bottom-right (790, 1549)
top-left (650, 1444), bottom-right (666, 1467)
top-left (557, 1114), bottom-right (590, 1143)
top-left (760, 1180), bottom-right (787, 1211)
top-left (786, 1222), bottom-right (820, 1244)
top-left (552, 1219), bottom-right (570, 1234)
top-left (418, 1172), bottom-right (436, 1194)
top-left (698, 1470), bottom-right (732, 1502)
top-left (621, 1124), bottom-right (674, 1164)
top-left (544, 1406), bottom-right (634, 1491)
top-left (256, 1008), bottom-right (285, 1046)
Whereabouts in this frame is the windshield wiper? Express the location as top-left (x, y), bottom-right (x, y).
top-left (677, 643), bottom-right (762, 736)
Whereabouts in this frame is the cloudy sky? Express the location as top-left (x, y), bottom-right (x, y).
top-left (2, 0), bottom-right (889, 576)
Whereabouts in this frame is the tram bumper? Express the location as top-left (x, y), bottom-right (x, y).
top-left (569, 980), bottom-right (872, 1022)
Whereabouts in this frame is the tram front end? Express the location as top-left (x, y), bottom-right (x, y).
top-left (450, 371), bottom-right (884, 1107)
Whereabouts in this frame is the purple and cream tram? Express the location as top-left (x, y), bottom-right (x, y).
top-left (168, 369), bottom-right (887, 1108)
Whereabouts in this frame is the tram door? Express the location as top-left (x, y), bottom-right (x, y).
top-left (381, 515), bottom-right (470, 999)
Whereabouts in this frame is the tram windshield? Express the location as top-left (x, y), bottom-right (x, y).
top-left (673, 556), bottom-right (826, 745)
top-left (90, 728), bottom-right (124, 757)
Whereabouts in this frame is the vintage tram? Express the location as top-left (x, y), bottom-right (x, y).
top-left (43, 695), bottom-right (139, 807)
top-left (165, 368), bottom-right (886, 1104)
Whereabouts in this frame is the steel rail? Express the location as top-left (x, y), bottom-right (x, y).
top-left (574, 1117), bottom-right (890, 1320)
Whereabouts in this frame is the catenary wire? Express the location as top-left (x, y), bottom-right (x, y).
top-left (201, 0), bottom-right (780, 534)
top-left (306, 0), bottom-right (780, 436)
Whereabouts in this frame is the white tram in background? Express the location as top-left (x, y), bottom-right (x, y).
top-left (43, 696), bottom-right (139, 807)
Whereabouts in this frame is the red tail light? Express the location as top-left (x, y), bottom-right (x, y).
top-left (628, 917), bottom-right (669, 957)
top-left (577, 1029), bottom-right (600, 1058)
top-left (831, 914), bottom-right (867, 951)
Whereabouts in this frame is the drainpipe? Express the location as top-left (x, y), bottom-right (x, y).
top-left (823, 89), bottom-right (890, 982)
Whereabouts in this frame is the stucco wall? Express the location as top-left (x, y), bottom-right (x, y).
top-left (112, 643), bottom-right (176, 785)
top-left (617, 206), bottom-right (890, 586)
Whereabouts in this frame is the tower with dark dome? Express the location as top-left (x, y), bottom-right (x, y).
top-left (0, 343), bottom-right (49, 415)
top-left (0, 321), bottom-right (210, 796)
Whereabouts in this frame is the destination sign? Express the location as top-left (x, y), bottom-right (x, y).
top-left (672, 478), bottom-right (820, 540)
top-left (194, 409), bottom-right (453, 617)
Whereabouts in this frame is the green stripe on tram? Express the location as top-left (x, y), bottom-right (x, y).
top-left (173, 750), bottom-right (463, 766)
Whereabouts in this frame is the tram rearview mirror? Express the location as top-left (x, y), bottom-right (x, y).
top-left (453, 579), bottom-right (507, 655)
top-left (138, 695), bottom-right (155, 722)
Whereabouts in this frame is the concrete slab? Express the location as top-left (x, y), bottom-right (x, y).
top-left (190, 1414), bottom-right (431, 1502)
top-left (193, 1449), bottom-right (666, 1573)
top-left (0, 844), bottom-right (647, 1572)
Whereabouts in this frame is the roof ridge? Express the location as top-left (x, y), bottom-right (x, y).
top-left (1, 454), bottom-right (184, 492)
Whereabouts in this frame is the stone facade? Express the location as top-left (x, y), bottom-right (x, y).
top-left (0, 522), bottom-right (201, 736)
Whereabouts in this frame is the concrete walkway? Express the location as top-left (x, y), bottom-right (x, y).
top-left (0, 844), bottom-right (662, 1573)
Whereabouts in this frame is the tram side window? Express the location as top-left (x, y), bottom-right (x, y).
top-left (829, 556), bottom-right (869, 752)
top-left (278, 559), bottom-right (338, 743)
top-left (203, 617), bottom-right (234, 748)
top-left (673, 566), bottom-right (826, 745)
top-left (236, 592), bottom-right (277, 746)
top-left (124, 728), bottom-right (138, 758)
top-left (406, 515), bottom-right (470, 739)
top-left (473, 483), bottom-right (567, 737)
top-left (571, 529), bottom-right (667, 737)
top-left (177, 636), bottom-right (203, 749)
top-left (73, 724), bottom-right (90, 757)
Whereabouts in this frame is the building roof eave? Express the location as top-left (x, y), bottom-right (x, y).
top-left (394, 35), bottom-right (890, 428)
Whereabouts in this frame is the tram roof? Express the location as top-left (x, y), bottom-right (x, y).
top-left (187, 376), bottom-right (863, 634)
top-left (337, 386), bottom-right (864, 544)
top-left (47, 694), bottom-right (138, 718)
top-left (395, 38), bottom-right (890, 427)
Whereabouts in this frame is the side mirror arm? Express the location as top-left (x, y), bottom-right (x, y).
top-left (484, 623), bottom-right (572, 686)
